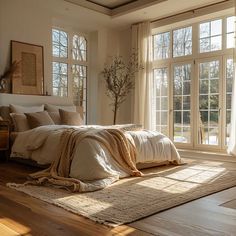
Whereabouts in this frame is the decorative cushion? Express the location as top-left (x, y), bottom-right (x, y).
top-left (45, 104), bottom-right (76, 112)
top-left (48, 112), bottom-right (61, 125)
top-left (10, 104), bottom-right (44, 114)
top-left (25, 111), bottom-right (55, 129)
top-left (59, 109), bottom-right (83, 126)
top-left (10, 113), bottom-right (30, 132)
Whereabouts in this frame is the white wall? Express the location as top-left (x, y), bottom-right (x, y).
top-left (97, 28), bottom-right (132, 125)
top-left (0, 0), bottom-right (132, 125)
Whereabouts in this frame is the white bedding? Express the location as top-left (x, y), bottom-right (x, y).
top-left (11, 125), bottom-right (182, 181)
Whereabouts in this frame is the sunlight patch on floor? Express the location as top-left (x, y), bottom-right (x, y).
top-left (137, 163), bottom-right (226, 194)
top-left (0, 219), bottom-right (30, 236)
top-left (137, 176), bottom-right (200, 193)
top-left (56, 195), bottom-right (113, 214)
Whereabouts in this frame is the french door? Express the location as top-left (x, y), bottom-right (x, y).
top-left (172, 62), bottom-right (193, 148)
top-left (195, 57), bottom-right (222, 150)
top-left (153, 56), bottom-right (233, 152)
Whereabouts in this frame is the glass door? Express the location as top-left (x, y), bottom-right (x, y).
top-left (153, 67), bottom-right (169, 136)
top-left (172, 62), bottom-right (192, 145)
top-left (225, 57), bottom-right (234, 146)
top-left (196, 58), bottom-right (222, 149)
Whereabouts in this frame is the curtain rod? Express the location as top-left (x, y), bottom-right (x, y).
top-left (150, 0), bottom-right (233, 24)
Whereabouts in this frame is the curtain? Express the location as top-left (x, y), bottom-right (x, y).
top-left (228, 1), bottom-right (236, 155)
top-left (131, 21), bottom-right (154, 130)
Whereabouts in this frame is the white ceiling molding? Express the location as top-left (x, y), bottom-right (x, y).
top-left (64, 0), bottom-right (167, 16)
top-left (111, 0), bottom-right (168, 17)
top-left (87, 0), bottom-right (136, 9)
top-left (64, 0), bottom-right (111, 15)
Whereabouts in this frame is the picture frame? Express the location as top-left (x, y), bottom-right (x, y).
top-left (11, 40), bottom-right (44, 95)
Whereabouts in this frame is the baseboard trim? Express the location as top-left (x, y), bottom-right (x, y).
top-left (178, 149), bottom-right (236, 162)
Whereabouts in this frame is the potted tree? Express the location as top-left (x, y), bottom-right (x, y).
top-left (102, 53), bottom-right (141, 125)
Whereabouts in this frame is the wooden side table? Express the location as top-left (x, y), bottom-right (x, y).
top-left (0, 120), bottom-right (10, 161)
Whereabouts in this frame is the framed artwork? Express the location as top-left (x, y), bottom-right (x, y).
top-left (11, 40), bottom-right (44, 95)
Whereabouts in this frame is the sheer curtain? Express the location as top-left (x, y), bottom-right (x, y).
top-left (131, 21), bottom-right (154, 130)
top-left (228, 1), bottom-right (236, 155)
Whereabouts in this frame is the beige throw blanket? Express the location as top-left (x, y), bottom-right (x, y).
top-left (26, 128), bottom-right (143, 192)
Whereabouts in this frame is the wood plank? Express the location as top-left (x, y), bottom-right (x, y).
top-left (1, 161), bottom-right (236, 235)
top-left (0, 223), bottom-right (20, 236)
top-left (130, 187), bottom-right (236, 236)
top-left (0, 162), bottom-right (152, 236)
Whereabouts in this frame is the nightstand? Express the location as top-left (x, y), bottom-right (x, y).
top-left (0, 120), bottom-right (10, 161)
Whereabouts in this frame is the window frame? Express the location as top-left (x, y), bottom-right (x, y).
top-left (152, 14), bottom-right (234, 153)
top-left (52, 27), bottom-right (89, 123)
top-left (194, 56), bottom-right (223, 151)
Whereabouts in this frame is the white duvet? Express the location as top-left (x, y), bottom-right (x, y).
top-left (11, 125), bottom-right (182, 181)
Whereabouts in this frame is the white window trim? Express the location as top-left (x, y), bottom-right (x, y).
top-left (52, 27), bottom-right (89, 122)
top-left (152, 14), bottom-right (234, 153)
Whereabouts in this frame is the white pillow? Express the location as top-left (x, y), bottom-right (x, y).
top-left (45, 104), bottom-right (76, 112)
top-left (10, 104), bottom-right (44, 114)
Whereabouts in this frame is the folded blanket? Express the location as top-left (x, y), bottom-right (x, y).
top-left (25, 128), bottom-right (143, 192)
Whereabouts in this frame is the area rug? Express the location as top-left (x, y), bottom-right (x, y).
top-left (7, 159), bottom-right (236, 226)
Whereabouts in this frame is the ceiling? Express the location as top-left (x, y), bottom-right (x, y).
top-left (87, 0), bottom-right (136, 9)
top-left (65, 0), bottom-right (168, 16)
top-left (60, 0), bottom-right (233, 31)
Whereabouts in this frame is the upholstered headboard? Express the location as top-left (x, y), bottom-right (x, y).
top-left (0, 93), bottom-right (74, 128)
top-left (0, 93), bottom-right (73, 106)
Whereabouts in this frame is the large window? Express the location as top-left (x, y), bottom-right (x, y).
top-left (52, 29), bottom-right (88, 121)
top-left (152, 15), bottom-right (234, 152)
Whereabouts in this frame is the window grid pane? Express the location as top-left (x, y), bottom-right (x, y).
top-left (52, 29), bottom-right (68, 58)
top-left (153, 32), bottom-right (170, 60)
top-left (154, 68), bottom-right (168, 135)
top-left (52, 62), bottom-right (68, 97)
top-left (72, 65), bottom-right (87, 119)
top-left (173, 26), bottom-right (192, 57)
top-left (173, 64), bottom-right (191, 143)
top-left (72, 35), bottom-right (87, 61)
top-left (199, 19), bottom-right (222, 53)
top-left (226, 59), bottom-right (233, 145)
top-left (199, 60), bottom-right (220, 145)
top-left (226, 16), bottom-right (235, 48)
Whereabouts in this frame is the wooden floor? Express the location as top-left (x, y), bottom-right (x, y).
top-left (1, 159), bottom-right (236, 236)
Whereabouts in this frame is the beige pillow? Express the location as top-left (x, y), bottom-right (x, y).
top-left (48, 112), bottom-right (61, 125)
top-left (45, 104), bottom-right (76, 112)
top-left (25, 111), bottom-right (55, 129)
top-left (10, 104), bottom-right (44, 113)
top-left (10, 113), bottom-right (30, 132)
top-left (59, 109), bottom-right (83, 126)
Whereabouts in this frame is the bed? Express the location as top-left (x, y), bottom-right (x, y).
top-left (1, 103), bottom-right (183, 192)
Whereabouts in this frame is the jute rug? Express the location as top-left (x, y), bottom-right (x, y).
top-left (7, 158), bottom-right (236, 226)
